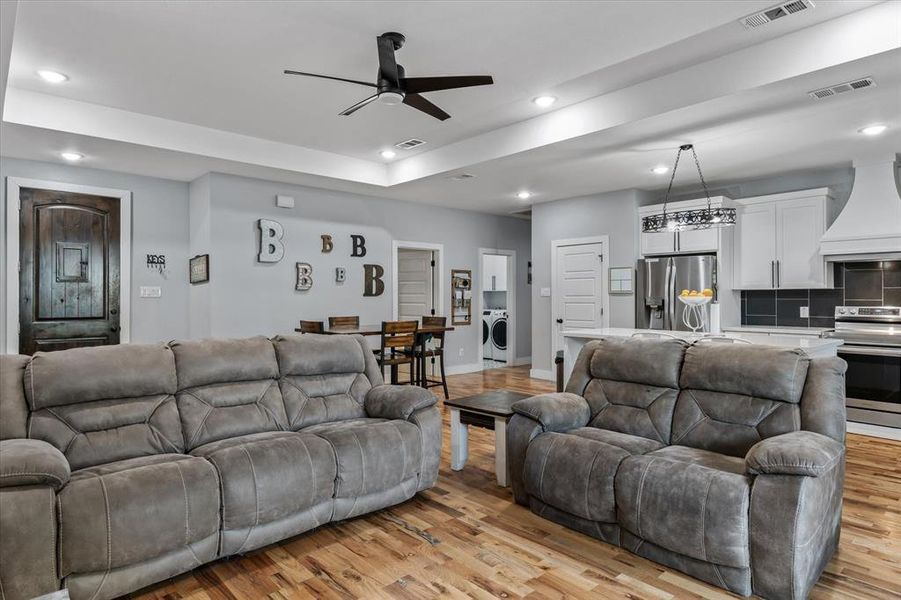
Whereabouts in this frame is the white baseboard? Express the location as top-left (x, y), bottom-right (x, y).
top-left (445, 362), bottom-right (484, 376)
top-left (847, 422), bottom-right (901, 441)
top-left (529, 368), bottom-right (554, 381)
top-left (511, 355), bottom-right (531, 366)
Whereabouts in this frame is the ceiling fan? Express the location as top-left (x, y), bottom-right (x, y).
top-left (284, 32), bottom-right (493, 121)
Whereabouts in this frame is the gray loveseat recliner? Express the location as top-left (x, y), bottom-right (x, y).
top-left (508, 337), bottom-right (847, 600)
top-left (0, 334), bottom-right (441, 600)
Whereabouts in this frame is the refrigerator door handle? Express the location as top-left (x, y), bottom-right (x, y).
top-left (771, 260), bottom-right (775, 288)
top-left (665, 258), bottom-right (675, 329)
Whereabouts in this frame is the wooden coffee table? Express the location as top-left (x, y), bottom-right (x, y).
top-left (444, 390), bottom-right (530, 487)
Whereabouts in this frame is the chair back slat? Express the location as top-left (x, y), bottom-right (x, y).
top-left (380, 320), bottom-right (418, 354)
top-left (328, 316), bottom-right (360, 328)
top-left (384, 334), bottom-right (416, 348)
top-left (299, 320), bottom-right (324, 334)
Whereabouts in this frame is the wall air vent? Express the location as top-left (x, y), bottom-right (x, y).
top-left (808, 77), bottom-right (875, 100)
top-left (395, 138), bottom-right (426, 150)
top-left (447, 172), bottom-right (476, 181)
top-left (740, 0), bottom-right (814, 29)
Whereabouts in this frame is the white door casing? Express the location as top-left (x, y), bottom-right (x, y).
top-left (477, 248), bottom-right (516, 366)
top-left (551, 236), bottom-right (609, 355)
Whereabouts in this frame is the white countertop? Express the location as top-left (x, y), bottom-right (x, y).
top-left (721, 325), bottom-right (832, 335)
top-left (561, 328), bottom-right (842, 355)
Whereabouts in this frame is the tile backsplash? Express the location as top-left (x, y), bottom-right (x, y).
top-left (740, 261), bottom-right (901, 328)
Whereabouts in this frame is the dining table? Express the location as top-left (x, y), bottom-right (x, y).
top-left (293, 322), bottom-right (455, 385)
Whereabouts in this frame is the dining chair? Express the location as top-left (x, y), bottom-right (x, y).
top-left (299, 320), bottom-right (324, 334)
top-left (378, 320), bottom-right (418, 385)
top-left (411, 316), bottom-right (449, 398)
top-left (328, 315), bottom-right (360, 329)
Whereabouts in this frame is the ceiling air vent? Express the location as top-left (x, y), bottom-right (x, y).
top-left (808, 77), bottom-right (875, 100)
top-left (447, 172), bottom-right (476, 181)
top-left (395, 138), bottom-right (426, 150)
top-left (740, 0), bottom-right (814, 29)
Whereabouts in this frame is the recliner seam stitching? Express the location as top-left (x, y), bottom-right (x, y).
top-left (233, 446), bottom-right (260, 555)
top-left (634, 458), bottom-right (656, 539)
top-left (699, 472), bottom-right (716, 562)
top-left (87, 473), bottom-right (112, 600)
top-left (536, 435), bottom-right (559, 502)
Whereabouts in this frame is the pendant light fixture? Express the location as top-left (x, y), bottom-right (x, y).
top-left (641, 144), bottom-right (736, 233)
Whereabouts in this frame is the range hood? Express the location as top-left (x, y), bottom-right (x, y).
top-left (820, 157), bottom-right (901, 260)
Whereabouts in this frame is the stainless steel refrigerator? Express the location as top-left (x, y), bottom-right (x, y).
top-left (635, 254), bottom-right (717, 331)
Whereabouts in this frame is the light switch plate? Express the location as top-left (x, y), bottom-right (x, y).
top-left (140, 286), bottom-right (162, 298)
top-left (276, 195), bottom-right (295, 208)
top-left (800, 306), bottom-right (809, 318)
top-left (540, 287), bottom-right (551, 297)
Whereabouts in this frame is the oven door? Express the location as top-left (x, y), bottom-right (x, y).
top-left (837, 345), bottom-right (901, 428)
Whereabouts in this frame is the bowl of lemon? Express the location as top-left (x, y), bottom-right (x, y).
top-left (678, 288), bottom-right (714, 306)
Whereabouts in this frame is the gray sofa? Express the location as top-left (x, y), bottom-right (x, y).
top-left (508, 337), bottom-right (847, 600)
top-left (0, 334), bottom-right (441, 600)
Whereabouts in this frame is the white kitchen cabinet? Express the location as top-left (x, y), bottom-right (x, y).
top-left (734, 202), bottom-right (777, 289)
top-left (482, 254), bottom-right (507, 291)
top-left (733, 189), bottom-right (835, 290)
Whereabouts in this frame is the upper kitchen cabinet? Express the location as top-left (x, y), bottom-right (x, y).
top-left (482, 254), bottom-right (507, 291)
top-left (638, 197), bottom-right (731, 256)
top-left (733, 188), bottom-right (837, 289)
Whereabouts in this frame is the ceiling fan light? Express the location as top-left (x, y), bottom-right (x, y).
top-left (379, 91), bottom-right (405, 105)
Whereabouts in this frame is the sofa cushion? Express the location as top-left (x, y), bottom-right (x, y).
top-left (580, 337), bottom-right (687, 444)
top-left (273, 335), bottom-right (376, 430)
top-left (616, 450), bottom-right (751, 568)
top-left (670, 388), bottom-right (801, 458)
top-left (58, 454), bottom-right (220, 576)
top-left (524, 431), bottom-right (632, 523)
top-left (25, 344), bottom-right (184, 470)
top-left (680, 343), bottom-right (810, 403)
top-left (191, 431), bottom-right (336, 556)
top-left (171, 337), bottom-right (288, 450)
top-left (568, 427), bottom-right (665, 455)
top-left (308, 419), bottom-right (421, 518)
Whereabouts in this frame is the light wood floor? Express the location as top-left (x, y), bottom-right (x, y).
top-left (130, 366), bottom-right (901, 600)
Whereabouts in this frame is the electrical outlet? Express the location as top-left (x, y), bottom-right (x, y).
top-left (458, 348), bottom-right (464, 357)
top-left (139, 286), bottom-right (162, 298)
top-left (800, 306), bottom-right (809, 318)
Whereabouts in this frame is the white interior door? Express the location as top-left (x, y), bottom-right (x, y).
top-left (553, 242), bottom-right (605, 352)
top-left (397, 249), bottom-right (434, 320)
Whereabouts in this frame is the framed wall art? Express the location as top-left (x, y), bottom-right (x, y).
top-left (189, 254), bottom-right (209, 284)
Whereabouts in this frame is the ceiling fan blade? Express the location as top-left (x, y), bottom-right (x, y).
top-left (376, 35), bottom-right (400, 86)
top-left (284, 70), bottom-right (376, 88)
top-left (339, 94), bottom-right (379, 116)
top-left (401, 75), bottom-right (494, 94)
top-left (403, 93), bottom-right (450, 121)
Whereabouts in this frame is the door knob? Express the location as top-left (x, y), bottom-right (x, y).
top-left (110, 326), bottom-right (118, 333)
top-left (110, 308), bottom-right (117, 315)
top-left (556, 318), bottom-right (563, 324)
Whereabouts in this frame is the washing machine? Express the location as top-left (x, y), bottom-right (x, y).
top-left (482, 310), bottom-right (494, 360)
top-left (484, 309), bottom-right (508, 363)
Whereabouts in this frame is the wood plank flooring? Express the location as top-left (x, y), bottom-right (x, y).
top-left (130, 366), bottom-right (901, 600)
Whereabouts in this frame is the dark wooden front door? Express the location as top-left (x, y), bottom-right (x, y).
top-left (18, 188), bottom-right (121, 355)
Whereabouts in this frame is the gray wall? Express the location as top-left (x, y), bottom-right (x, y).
top-left (530, 189), bottom-right (647, 374)
top-left (0, 157), bottom-right (191, 351)
top-left (2, 161), bottom-right (531, 367)
top-left (188, 172), bottom-right (531, 368)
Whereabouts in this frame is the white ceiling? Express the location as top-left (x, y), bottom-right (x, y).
top-left (1, 0), bottom-right (899, 214)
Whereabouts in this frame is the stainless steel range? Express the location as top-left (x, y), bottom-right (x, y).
top-left (823, 306), bottom-right (901, 428)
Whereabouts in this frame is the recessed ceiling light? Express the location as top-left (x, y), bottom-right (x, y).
top-left (859, 124), bottom-right (887, 136)
top-left (60, 151), bottom-right (83, 161)
top-left (532, 96), bottom-right (556, 108)
top-left (517, 190), bottom-right (532, 200)
top-left (651, 165), bottom-right (669, 175)
top-left (37, 70), bottom-right (68, 84)
top-left (379, 149), bottom-right (396, 159)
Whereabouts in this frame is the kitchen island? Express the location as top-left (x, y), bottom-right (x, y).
top-left (561, 328), bottom-right (843, 383)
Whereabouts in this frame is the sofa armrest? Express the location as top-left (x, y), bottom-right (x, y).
top-left (511, 392), bottom-right (590, 433)
top-left (746, 430), bottom-right (844, 477)
top-left (0, 438), bottom-right (70, 490)
top-left (365, 384), bottom-right (437, 420)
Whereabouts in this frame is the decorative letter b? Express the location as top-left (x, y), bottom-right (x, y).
top-left (351, 234), bottom-right (367, 257)
top-left (363, 264), bottom-right (384, 297)
top-left (321, 234), bottom-right (333, 253)
top-left (258, 219), bottom-right (285, 263)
